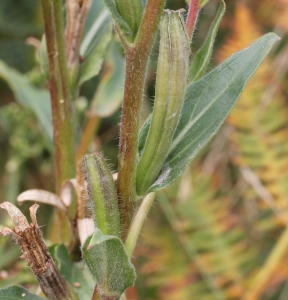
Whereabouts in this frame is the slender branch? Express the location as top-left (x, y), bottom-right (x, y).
top-left (186, 0), bottom-right (200, 40)
top-left (125, 192), bottom-right (156, 257)
top-left (117, 0), bottom-right (166, 240)
top-left (41, 0), bottom-right (75, 242)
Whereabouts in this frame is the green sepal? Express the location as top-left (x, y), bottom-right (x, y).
top-left (82, 152), bottom-right (120, 236)
top-left (82, 229), bottom-right (136, 297)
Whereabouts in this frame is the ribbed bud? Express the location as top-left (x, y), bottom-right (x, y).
top-left (82, 152), bottom-right (120, 237)
top-left (136, 10), bottom-right (189, 196)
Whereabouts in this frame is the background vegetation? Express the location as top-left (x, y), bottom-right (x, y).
top-left (0, 0), bottom-right (288, 299)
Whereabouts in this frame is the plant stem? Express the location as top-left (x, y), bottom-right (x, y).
top-left (41, 0), bottom-right (75, 242)
top-left (186, 0), bottom-right (200, 40)
top-left (125, 192), bottom-right (156, 257)
top-left (117, 0), bottom-right (166, 240)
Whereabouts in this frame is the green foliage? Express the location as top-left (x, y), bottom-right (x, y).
top-left (140, 33), bottom-right (279, 193)
top-left (0, 1), bottom-right (283, 299)
top-left (82, 229), bottom-right (136, 297)
top-left (0, 286), bottom-right (45, 300)
top-left (0, 61), bottom-right (52, 144)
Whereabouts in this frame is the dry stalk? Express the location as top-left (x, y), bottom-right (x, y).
top-left (0, 202), bottom-right (79, 300)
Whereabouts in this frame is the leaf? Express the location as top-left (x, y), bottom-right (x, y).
top-left (139, 33), bottom-right (280, 193)
top-left (79, 1), bottom-right (113, 85)
top-left (101, 0), bottom-right (132, 37)
top-left (50, 244), bottom-right (94, 300)
top-left (82, 229), bottom-right (136, 297)
top-left (0, 60), bottom-right (53, 144)
top-left (189, 0), bottom-right (225, 82)
top-left (0, 286), bottom-right (45, 300)
top-left (90, 41), bottom-right (125, 117)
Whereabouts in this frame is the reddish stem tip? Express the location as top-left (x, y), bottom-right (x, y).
top-left (186, 0), bottom-right (200, 40)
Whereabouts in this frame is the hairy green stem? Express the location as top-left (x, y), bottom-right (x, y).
top-left (117, 0), bottom-right (166, 240)
top-left (41, 0), bottom-right (75, 242)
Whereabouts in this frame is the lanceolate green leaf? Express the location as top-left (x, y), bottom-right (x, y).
top-left (189, 0), bottom-right (225, 82)
top-left (140, 33), bottom-right (279, 192)
top-left (0, 60), bottom-right (53, 144)
top-left (0, 286), bottom-right (45, 300)
top-left (82, 229), bottom-right (136, 297)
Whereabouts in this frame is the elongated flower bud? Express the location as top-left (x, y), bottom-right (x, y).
top-left (136, 10), bottom-right (189, 196)
top-left (82, 152), bottom-right (120, 237)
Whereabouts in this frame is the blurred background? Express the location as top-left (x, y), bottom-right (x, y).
top-left (1, 0), bottom-right (288, 299)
